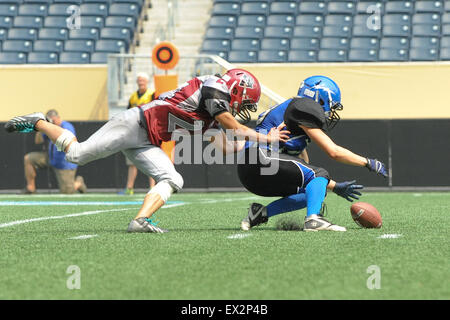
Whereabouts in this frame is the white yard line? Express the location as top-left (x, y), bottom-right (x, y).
top-left (68, 234), bottom-right (98, 240)
top-left (227, 233), bottom-right (252, 239)
top-left (377, 234), bottom-right (403, 239)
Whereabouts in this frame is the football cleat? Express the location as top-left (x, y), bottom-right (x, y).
top-left (5, 112), bottom-right (46, 133)
top-left (241, 203), bottom-right (268, 231)
top-left (127, 217), bottom-right (168, 233)
top-left (118, 188), bottom-right (134, 195)
top-left (303, 214), bottom-right (347, 232)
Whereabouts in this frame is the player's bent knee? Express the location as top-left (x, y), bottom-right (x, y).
top-left (148, 179), bottom-right (177, 203)
top-left (55, 129), bottom-right (76, 152)
top-left (64, 141), bottom-right (83, 165)
top-left (170, 172), bottom-right (184, 191)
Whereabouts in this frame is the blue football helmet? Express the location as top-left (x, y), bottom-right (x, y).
top-left (297, 75), bottom-right (343, 130)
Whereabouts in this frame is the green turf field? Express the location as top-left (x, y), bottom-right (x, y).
top-left (0, 192), bottom-right (448, 300)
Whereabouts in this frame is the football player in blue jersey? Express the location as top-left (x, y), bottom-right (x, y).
top-left (236, 75), bottom-right (388, 232)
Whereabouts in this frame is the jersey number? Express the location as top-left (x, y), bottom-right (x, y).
top-left (168, 113), bottom-right (204, 132)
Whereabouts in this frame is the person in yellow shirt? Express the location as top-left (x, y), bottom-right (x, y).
top-left (119, 72), bottom-right (156, 195)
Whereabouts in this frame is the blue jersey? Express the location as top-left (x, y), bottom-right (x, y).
top-left (246, 99), bottom-right (310, 154)
top-left (44, 121), bottom-right (77, 170)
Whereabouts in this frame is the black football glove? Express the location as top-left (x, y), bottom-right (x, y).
top-left (333, 180), bottom-right (364, 202)
top-left (366, 158), bottom-right (388, 178)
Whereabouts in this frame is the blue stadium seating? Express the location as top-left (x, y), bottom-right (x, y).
top-left (328, 2), bottom-right (356, 15)
top-left (83, 16), bottom-right (106, 29)
top-left (90, 51), bottom-right (111, 63)
top-left (379, 48), bottom-right (409, 61)
top-left (0, 52), bottom-right (27, 64)
top-left (100, 27), bottom-right (132, 44)
top-left (299, 2), bottom-right (327, 15)
top-left (109, 3), bottom-right (141, 18)
top-left (323, 25), bottom-right (352, 37)
top-left (288, 49), bottom-right (317, 62)
top-left (350, 37), bottom-right (379, 49)
top-left (44, 16), bottom-right (68, 29)
top-left (356, 2), bottom-right (384, 15)
top-left (0, 17), bottom-right (13, 29)
top-left (441, 36), bottom-right (450, 47)
top-left (325, 14), bottom-right (353, 27)
top-left (210, 15), bottom-right (238, 28)
top-left (27, 51), bottom-right (58, 64)
top-left (409, 48), bottom-right (438, 60)
top-left (411, 36), bottom-right (440, 49)
top-left (412, 24), bottom-right (441, 36)
top-left (205, 27), bottom-right (234, 40)
top-left (415, 1), bottom-right (444, 14)
top-left (383, 14), bottom-right (411, 25)
top-left (48, 4), bottom-right (72, 16)
top-left (228, 50), bottom-right (258, 62)
top-left (241, 2), bottom-right (270, 16)
top-left (266, 26), bottom-right (293, 38)
top-left (318, 49), bottom-right (347, 62)
top-left (14, 16), bottom-right (44, 28)
top-left (383, 24), bottom-right (411, 37)
top-left (413, 13), bottom-right (441, 24)
top-left (270, 2), bottom-right (298, 15)
top-left (380, 37), bottom-right (410, 49)
top-left (95, 39), bottom-right (126, 53)
top-left (39, 27), bottom-right (69, 40)
top-left (348, 48), bottom-right (378, 61)
top-left (320, 37), bottom-right (350, 50)
top-left (290, 37), bottom-right (319, 50)
top-left (18, 4), bottom-right (47, 17)
top-left (0, 4), bottom-right (19, 17)
top-left (238, 15), bottom-right (265, 27)
top-left (385, 1), bottom-right (414, 14)
top-left (295, 14), bottom-right (324, 27)
top-left (266, 14), bottom-right (295, 26)
top-left (33, 39), bottom-right (64, 52)
top-left (64, 39), bottom-right (95, 53)
top-left (261, 38), bottom-right (290, 50)
top-left (59, 51), bottom-right (90, 64)
top-left (440, 48), bottom-right (450, 60)
top-left (202, 39), bottom-right (231, 52)
top-left (212, 3), bottom-right (241, 16)
top-left (258, 50), bottom-right (288, 62)
top-left (352, 24), bottom-right (381, 37)
top-left (293, 25), bottom-right (321, 38)
top-left (69, 28), bottom-right (100, 40)
top-left (231, 38), bottom-right (260, 51)
top-left (8, 28), bottom-right (38, 40)
top-left (2, 40), bottom-right (33, 53)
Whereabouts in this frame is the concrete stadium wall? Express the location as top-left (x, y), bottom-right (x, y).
top-left (238, 62), bottom-right (450, 119)
top-left (0, 65), bottom-right (108, 122)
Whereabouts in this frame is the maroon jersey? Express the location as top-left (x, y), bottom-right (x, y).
top-left (140, 75), bottom-right (232, 146)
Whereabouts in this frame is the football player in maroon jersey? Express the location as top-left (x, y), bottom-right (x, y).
top-left (5, 69), bottom-right (289, 233)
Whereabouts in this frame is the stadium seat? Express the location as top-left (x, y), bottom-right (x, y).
top-left (109, 3), bottom-right (140, 18)
top-left (7, 28), bottom-right (38, 40)
top-left (415, 1), bottom-right (444, 14)
top-left (261, 38), bottom-right (290, 51)
top-left (413, 13), bottom-right (441, 25)
top-left (440, 47), bottom-right (450, 60)
top-left (231, 38), bottom-right (260, 51)
top-left (202, 39), bottom-right (231, 52)
top-left (325, 14), bottom-right (353, 27)
top-left (69, 28), bottom-right (100, 40)
top-left (82, 16), bottom-right (105, 29)
top-left (205, 27), bottom-right (234, 40)
top-left (270, 2), bottom-right (298, 15)
top-left (237, 15), bottom-right (265, 27)
top-left (38, 27), bottom-right (69, 40)
top-left (201, 50), bottom-right (228, 60)
top-left (445, 1), bottom-right (450, 12)
top-left (353, 14), bottom-right (380, 27)
top-left (383, 24), bottom-right (411, 37)
top-left (95, 39), bottom-right (126, 52)
top-left (0, 29), bottom-right (7, 42)
top-left (352, 24), bottom-right (381, 37)
top-left (54, 0), bottom-right (81, 3)
top-left (380, 37), bottom-right (409, 49)
top-left (211, 3), bottom-right (241, 16)
top-left (90, 51), bottom-right (111, 64)
top-left (443, 13), bottom-right (450, 24)
top-left (235, 26), bottom-right (264, 39)
top-left (266, 14), bottom-right (295, 26)
top-left (0, 4), bottom-right (18, 17)
top-left (27, 52), bottom-right (58, 64)
top-left (412, 24), bottom-right (441, 37)
top-left (385, 1), bottom-right (414, 14)
top-left (80, 3), bottom-right (109, 18)
top-left (290, 37), bottom-right (320, 50)
top-left (320, 37), bottom-right (349, 50)
top-left (115, 0), bottom-right (144, 8)
top-left (378, 48), bottom-right (408, 61)
top-left (441, 36), bottom-right (450, 47)
top-left (0, 52), bottom-right (27, 64)
top-left (59, 52), bottom-right (90, 64)
top-left (2, 40), bottom-right (33, 53)
top-left (383, 14), bottom-right (411, 25)
top-left (266, 26), bottom-right (293, 38)
top-left (100, 28), bottom-right (132, 44)
top-left (64, 39), bottom-right (96, 53)
top-left (323, 25), bottom-right (351, 38)
top-left (228, 50), bottom-right (257, 63)
top-left (288, 49), bottom-right (317, 62)
top-left (327, 2), bottom-right (356, 15)
top-left (241, 2), bottom-right (270, 16)
top-left (33, 39), bottom-right (64, 53)
top-left (409, 48), bottom-right (438, 61)
top-left (443, 24), bottom-right (450, 35)
top-left (298, 2), bottom-right (327, 15)
top-left (0, 17), bottom-right (13, 29)
top-left (318, 49), bottom-right (347, 62)
top-left (13, 16), bottom-right (44, 29)
top-left (210, 15), bottom-right (237, 28)
top-left (348, 48), bottom-right (378, 62)
top-left (293, 25), bottom-right (321, 38)
top-left (18, 4), bottom-right (48, 17)
top-left (44, 16), bottom-right (68, 28)
top-left (258, 50), bottom-right (287, 62)
top-left (48, 4), bottom-right (73, 16)
top-left (356, 1), bottom-right (384, 15)
top-left (410, 37), bottom-right (440, 49)
top-left (295, 14), bottom-right (324, 27)
top-left (350, 37), bottom-right (379, 50)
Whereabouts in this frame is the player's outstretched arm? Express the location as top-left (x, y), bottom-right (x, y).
top-left (215, 112), bottom-right (290, 144)
top-left (300, 125), bottom-right (387, 177)
top-left (329, 179), bottom-right (364, 202)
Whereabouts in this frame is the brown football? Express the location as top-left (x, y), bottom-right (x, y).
top-left (350, 202), bottom-right (382, 228)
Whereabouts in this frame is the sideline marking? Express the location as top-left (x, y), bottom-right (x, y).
top-left (0, 202), bottom-right (185, 229)
top-left (377, 234), bottom-right (402, 239)
top-left (227, 233), bottom-right (252, 239)
top-left (68, 234), bottom-right (98, 240)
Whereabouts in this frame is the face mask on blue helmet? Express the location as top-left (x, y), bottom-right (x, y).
top-left (297, 75), bottom-right (343, 130)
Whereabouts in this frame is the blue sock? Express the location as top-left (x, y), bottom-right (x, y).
top-left (305, 177), bottom-right (328, 217)
top-left (266, 193), bottom-right (307, 218)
